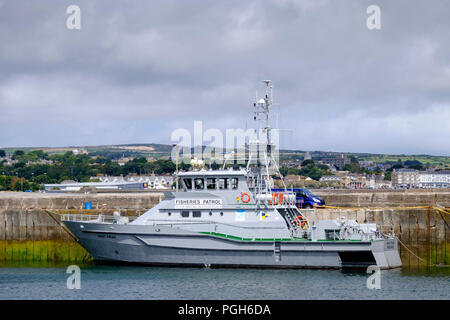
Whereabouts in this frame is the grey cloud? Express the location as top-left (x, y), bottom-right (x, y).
top-left (0, 0), bottom-right (449, 155)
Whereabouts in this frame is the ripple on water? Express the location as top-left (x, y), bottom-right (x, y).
top-left (0, 264), bottom-right (448, 300)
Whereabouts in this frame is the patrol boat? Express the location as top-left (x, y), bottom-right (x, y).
top-left (62, 81), bottom-right (402, 269)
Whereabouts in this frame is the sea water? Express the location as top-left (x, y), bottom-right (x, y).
top-left (0, 263), bottom-right (449, 300)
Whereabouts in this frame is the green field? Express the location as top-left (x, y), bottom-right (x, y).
top-left (360, 154), bottom-right (450, 169)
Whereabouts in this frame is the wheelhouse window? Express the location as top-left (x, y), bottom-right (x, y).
top-left (231, 178), bottom-right (238, 189)
top-left (181, 211), bottom-right (189, 218)
top-left (192, 211), bottom-right (201, 218)
top-left (194, 178), bottom-right (205, 190)
top-left (207, 178), bottom-right (216, 190)
top-left (218, 178), bottom-right (229, 190)
top-left (183, 178), bottom-right (192, 190)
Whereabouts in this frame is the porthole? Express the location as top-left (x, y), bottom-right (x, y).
top-left (220, 212), bottom-right (224, 216)
top-left (209, 211), bottom-right (212, 216)
top-left (168, 212), bottom-right (171, 216)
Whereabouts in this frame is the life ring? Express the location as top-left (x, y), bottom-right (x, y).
top-left (241, 192), bottom-right (251, 203)
top-left (295, 215), bottom-right (307, 229)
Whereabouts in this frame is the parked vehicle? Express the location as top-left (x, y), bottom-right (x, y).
top-left (270, 188), bottom-right (325, 208)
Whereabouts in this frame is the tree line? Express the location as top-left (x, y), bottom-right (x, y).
top-left (0, 150), bottom-right (183, 191)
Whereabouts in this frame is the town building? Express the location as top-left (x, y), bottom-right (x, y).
top-left (43, 174), bottom-right (174, 192)
top-left (418, 170), bottom-right (450, 188)
top-left (0, 156), bottom-right (18, 166)
top-left (319, 175), bottom-right (342, 183)
top-left (392, 169), bottom-right (450, 188)
top-left (111, 157), bottom-right (134, 166)
top-left (391, 169), bottom-right (419, 187)
top-left (95, 174), bottom-right (174, 189)
top-left (318, 154), bottom-right (350, 170)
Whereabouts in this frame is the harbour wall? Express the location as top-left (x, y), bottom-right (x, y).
top-left (0, 191), bottom-right (448, 267)
top-left (313, 189), bottom-right (450, 208)
top-left (0, 192), bottom-right (163, 264)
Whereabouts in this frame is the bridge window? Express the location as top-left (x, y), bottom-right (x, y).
top-left (194, 178), bottom-right (205, 190)
top-left (207, 178), bottom-right (216, 190)
top-left (181, 211), bottom-right (189, 218)
top-left (231, 178), bottom-right (238, 189)
top-left (218, 178), bottom-right (229, 190)
top-left (192, 211), bottom-right (201, 218)
top-left (183, 178), bottom-right (192, 190)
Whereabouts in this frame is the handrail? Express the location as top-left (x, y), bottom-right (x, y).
top-left (60, 213), bottom-right (138, 223)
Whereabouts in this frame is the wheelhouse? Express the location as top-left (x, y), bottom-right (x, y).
top-left (178, 169), bottom-right (248, 192)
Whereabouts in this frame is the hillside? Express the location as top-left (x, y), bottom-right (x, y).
top-left (2, 144), bottom-right (449, 168)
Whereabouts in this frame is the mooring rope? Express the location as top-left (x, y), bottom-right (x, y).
top-left (395, 236), bottom-right (426, 263)
top-left (396, 236), bottom-right (450, 267)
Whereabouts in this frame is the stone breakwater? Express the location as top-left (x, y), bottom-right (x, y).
top-left (0, 191), bottom-right (448, 267)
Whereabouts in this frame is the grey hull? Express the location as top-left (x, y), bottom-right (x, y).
top-left (64, 221), bottom-right (402, 269)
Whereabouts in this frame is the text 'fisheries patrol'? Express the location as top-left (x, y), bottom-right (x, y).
top-left (174, 199), bottom-right (223, 208)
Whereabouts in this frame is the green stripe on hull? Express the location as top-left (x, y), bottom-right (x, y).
top-left (199, 232), bottom-right (311, 242)
top-left (198, 232), bottom-right (368, 243)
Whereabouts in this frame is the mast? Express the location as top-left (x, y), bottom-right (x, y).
top-left (253, 80), bottom-right (273, 166)
top-left (263, 80), bottom-right (272, 162)
top-left (251, 80), bottom-right (287, 193)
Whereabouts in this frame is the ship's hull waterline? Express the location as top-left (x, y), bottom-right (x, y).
top-left (64, 221), bottom-right (402, 269)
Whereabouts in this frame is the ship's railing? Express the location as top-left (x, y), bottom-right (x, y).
top-left (60, 213), bottom-right (138, 224)
top-left (378, 224), bottom-right (395, 238)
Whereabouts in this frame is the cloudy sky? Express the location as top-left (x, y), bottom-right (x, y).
top-left (0, 0), bottom-right (449, 155)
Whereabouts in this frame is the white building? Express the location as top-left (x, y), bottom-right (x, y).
top-left (319, 175), bottom-right (341, 183)
top-left (95, 174), bottom-right (174, 189)
top-left (391, 169), bottom-right (419, 187)
top-left (418, 170), bottom-right (450, 188)
top-left (392, 169), bottom-right (450, 188)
